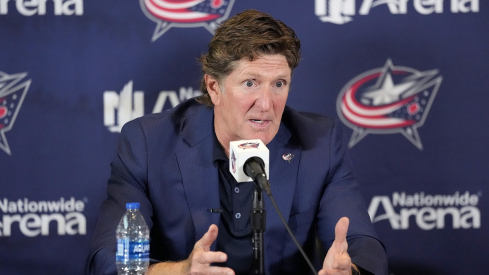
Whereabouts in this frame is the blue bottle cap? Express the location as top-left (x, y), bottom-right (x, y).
top-left (126, 202), bottom-right (140, 210)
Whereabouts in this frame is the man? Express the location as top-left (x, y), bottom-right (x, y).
top-left (87, 9), bottom-right (388, 275)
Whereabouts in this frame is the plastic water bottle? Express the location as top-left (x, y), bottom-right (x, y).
top-left (116, 202), bottom-right (150, 275)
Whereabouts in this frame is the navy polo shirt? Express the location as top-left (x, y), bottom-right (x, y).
top-left (212, 134), bottom-right (254, 275)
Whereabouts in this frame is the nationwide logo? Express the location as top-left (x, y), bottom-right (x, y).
top-left (336, 59), bottom-right (442, 150)
top-left (103, 80), bottom-right (201, 133)
top-left (0, 0), bottom-right (83, 16)
top-left (0, 71), bottom-right (31, 155)
top-left (368, 191), bottom-right (481, 230)
top-left (140, 0), bottom-right (235, 41)
top-left (315, 0), bottom-right (479, 24)
top-left (0, 197), bottom-right (87, 237)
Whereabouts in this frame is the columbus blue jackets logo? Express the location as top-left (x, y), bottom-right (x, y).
top-left (0, 71), bottom-right (31, 155)
top-left (238, 142), bottom-right (259, 150)
top-left (282, 153), bottom-right (294, 163)
top-left (336, 59), bottom-right (442, 150)
top-left (140, 0), bottom-right (235, 41)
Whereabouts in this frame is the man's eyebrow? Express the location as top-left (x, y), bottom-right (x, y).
top-left (240, 72), bottom-right (262, 77)
top-left (240, 72), bottom-right (291, 79)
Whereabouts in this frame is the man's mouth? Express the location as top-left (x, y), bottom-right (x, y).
top-left (251, 119), bottom-right (265, 124)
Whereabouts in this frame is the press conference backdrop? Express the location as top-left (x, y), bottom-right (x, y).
top-left (0, 0), bottom-right (487, 274)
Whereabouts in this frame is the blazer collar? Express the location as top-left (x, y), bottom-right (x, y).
top-left (180, 102), bottom-right (215, 146)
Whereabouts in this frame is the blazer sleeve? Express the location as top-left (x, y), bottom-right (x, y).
top-left (316, 120), bottom-right (388, 275)
top-left (86, 119), bottom-right (154, 275)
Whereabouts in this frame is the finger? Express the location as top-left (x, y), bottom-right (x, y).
top-left (193, 251), bottom-right (228, 265)
top-left (334, 217), bottom-right (349, 253)
top-left (196, 224), bottom-right (219, 252)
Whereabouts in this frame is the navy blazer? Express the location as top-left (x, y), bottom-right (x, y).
top-left (87, 99), bottom-right (387, 275)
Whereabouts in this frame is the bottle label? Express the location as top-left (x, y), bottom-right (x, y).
top-left (116, 239), bottom-right (150, 262)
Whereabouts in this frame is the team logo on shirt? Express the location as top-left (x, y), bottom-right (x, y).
top-left (140, 0), bottom-right (235, 41)
top-left (282, 153), bottom-right (294, 163)
top-left (0, 71), bottom-right (31, 155)
top-left (336, 59), bottom-right (442, 150)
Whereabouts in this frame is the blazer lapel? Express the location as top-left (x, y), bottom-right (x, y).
top-left (264, 123), bottom-right (302, 263)
top-left (267, 139), bottom-right (301, 224)
top-left (176, 106), bottom-right (221, 250)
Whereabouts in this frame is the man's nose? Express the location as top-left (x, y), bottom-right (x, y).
top-left (255, 87), bottom-right (272, 111)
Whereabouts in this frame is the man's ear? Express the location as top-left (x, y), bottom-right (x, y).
top-left (205, 74), bottom-right (221, 106)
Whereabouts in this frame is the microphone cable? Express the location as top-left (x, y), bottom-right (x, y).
top-left (267, 190), bottom-right (318, 275)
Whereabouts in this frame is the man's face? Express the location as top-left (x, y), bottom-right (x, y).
top-left (207, 54), bottom-right (291, 150)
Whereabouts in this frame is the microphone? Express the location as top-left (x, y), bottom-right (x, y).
top-left (229, 140), bottom-right (271, 194)
top-left (229, 139), bottom-right (270, 186)
top-left (244, 157), bottom-right (272, 195)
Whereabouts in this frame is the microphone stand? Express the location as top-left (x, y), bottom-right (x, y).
top-left (251, 185), bottom-right (265, 275)
top-left (244, 157), bottom-right (317, 275)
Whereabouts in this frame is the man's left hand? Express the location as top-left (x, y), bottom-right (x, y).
top-left (318, 217), bottom-right (353, 275)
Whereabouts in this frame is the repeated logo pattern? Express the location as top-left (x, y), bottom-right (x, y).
top-left (0, 71), bottom-right (30, 155)
top-left (336, 59), bottom-right (442, 150)
top-left (140, 0), bottom-right (235, 41)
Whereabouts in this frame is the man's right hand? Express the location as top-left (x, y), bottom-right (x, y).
top-left (147, 224), bottom-right (235, 275)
